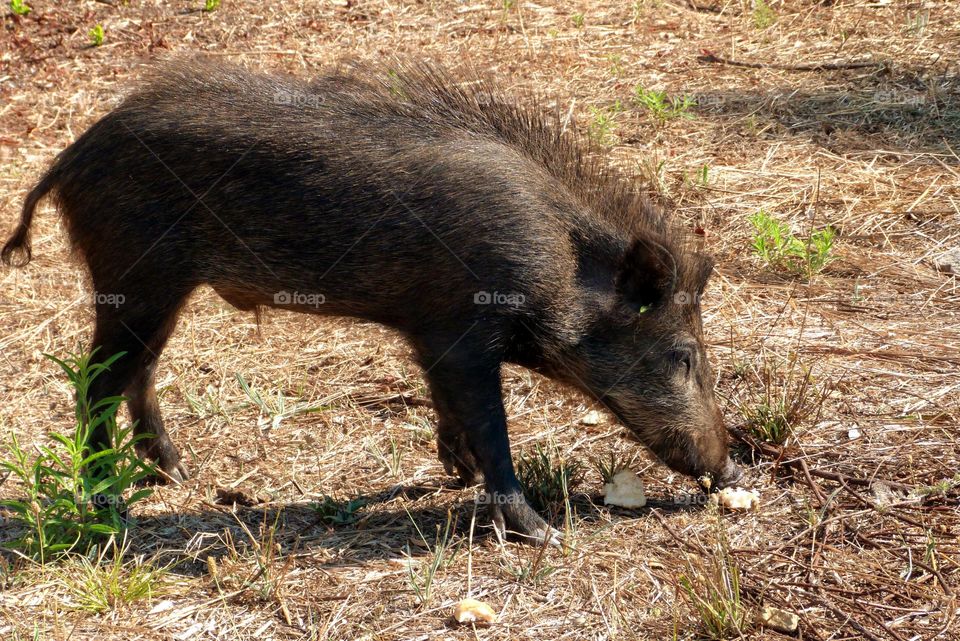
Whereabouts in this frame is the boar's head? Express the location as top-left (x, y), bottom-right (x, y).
top-left (561, 233), bottom-right (742, 489)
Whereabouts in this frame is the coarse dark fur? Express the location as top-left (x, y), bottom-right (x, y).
top-left (2, 59), bottom-right (741, 542)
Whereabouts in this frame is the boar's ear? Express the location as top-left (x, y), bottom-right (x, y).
top-left (693, 253), bottom-right (716, 294)
top-left (615, 235), bottom-right (677, 312)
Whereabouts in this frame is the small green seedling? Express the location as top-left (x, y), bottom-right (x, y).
top-left (10, 0), bottom-right (30, 16)
top-left (517, 444), bottom-right (584, 513)
top-left (634, 86), bottom-right (696, 124)
top-left (753, 0), bottom-right (776, 30)
top-left (593, 452), bottom-right (629, 484)
top-left (312, 495), bottom-right (367, 526)
top-left (587, 101), bottom-right (624, 146)
top-left (89, 24), bottom-right (104, 46)
top-left (750, 209), bottom-right (835, 279)
top-left (571, 13), bottom-right (585, 28)
top-left (204, 0), bottom-right (221, 11)
top-left (405, 514), bottom-right (458, 606)
top-left (607, 54), bottom-right (624, 77)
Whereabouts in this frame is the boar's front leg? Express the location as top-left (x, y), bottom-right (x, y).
top-left (419, 344), bottom-right (558, 544)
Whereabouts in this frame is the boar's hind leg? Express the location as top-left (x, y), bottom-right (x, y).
top-left (420, 346), bottom-right (558, 544)
top-left (127, 359), bottom-right (189, 483)
top-left (86, 285), bottom-right (191, 484)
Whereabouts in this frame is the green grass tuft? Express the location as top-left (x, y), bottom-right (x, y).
top-left (753, 0), bottom-right (776, 29)
top-left (738, 353), bottom-right (828, 446)
top-left (311, 495), bottom-right (367, 526)
top-left (517, 444), bottom-right (584, 513)
top-left (634, 86), bottom-right (696, 124)
top-left (61, 544), bottom-right (168, 613)
top-left (750, 209), bottom-right (836, 280)
top-left (679, 523), bottom-right (750, 639)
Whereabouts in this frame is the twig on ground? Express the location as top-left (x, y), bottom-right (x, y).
top-left (697, 49), bottom-right (884, 72)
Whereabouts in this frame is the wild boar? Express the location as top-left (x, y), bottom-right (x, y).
top-left (2, 60), bottom-right (741, 542)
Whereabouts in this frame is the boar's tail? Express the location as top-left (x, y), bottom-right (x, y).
top-left (1, 170), bottom-right (58, 267)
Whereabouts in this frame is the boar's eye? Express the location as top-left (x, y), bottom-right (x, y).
top-left (668, 347), bottom-right (693, 377)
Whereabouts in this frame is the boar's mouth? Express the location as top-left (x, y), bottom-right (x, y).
top-left (706, 458), bottom-right (744, 491)
top-left (598, 397), bottom-right (741, 489)
top-left (598, 399), bottom-right (693, 469)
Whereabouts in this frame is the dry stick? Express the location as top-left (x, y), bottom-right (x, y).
top-left (853, 529), bottom-right (955, 599)
top-left (799, 457), bottom-right (829, 507)
top-left (807, 467), bottom-right (913, 492)
top-left (838, 479), bottom-right (928, 530)
top-left (650, 509), bottom-right (708, 555)
top-left (857, 602), bottom-right (910, 641)
top-left (728, 424), bottom-right (913, 491)
top-left (801, 590), bottom-right (886, 641)
top-left (697, 50), bottom-right (885, 72)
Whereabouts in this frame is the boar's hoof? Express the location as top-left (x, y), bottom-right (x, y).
top-left (489, 496), bottom-right (560, 546)
top-left (158, 460), bottom-right (190, 485)
top-left (137, 438), bottom-right (190, 485)
top-left (437, 433), bottom-right (483, 486)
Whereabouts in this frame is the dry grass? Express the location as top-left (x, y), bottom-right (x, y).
top-left (1, 0), bottom-right (958, 639)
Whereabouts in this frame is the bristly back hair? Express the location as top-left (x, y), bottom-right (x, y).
top-left (316, 59), bottom-right (688, 254)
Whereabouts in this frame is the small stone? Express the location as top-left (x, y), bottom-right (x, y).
top-left (847, 426), bottom-right (861, 440)
top-left (871, 482), bottom-right (900, 508)
top-left (453, 598), bottom-right (497, 624)
top-left (149, 600), bottom-right (175, 615)
top-left (581, 410), bottom-right (601, 425)
top-left (935, 248), bottom-right (960, 275)
top-left (759, 606), bottom-right (800, 633)
top-left (603, 470), bottom-right (647, 508)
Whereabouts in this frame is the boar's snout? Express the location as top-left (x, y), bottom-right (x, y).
top-left (715, 457), bottom-right (744, 489)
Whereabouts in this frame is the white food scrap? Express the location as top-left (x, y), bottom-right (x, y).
top-left (453, 598), bottom-right (497, 624)
top-left (581, 410), bottom-right (601, 425)
top-left (603, 469), bottom-right (647, 508)
top-left (712, 487), bottom-right (760, 510)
